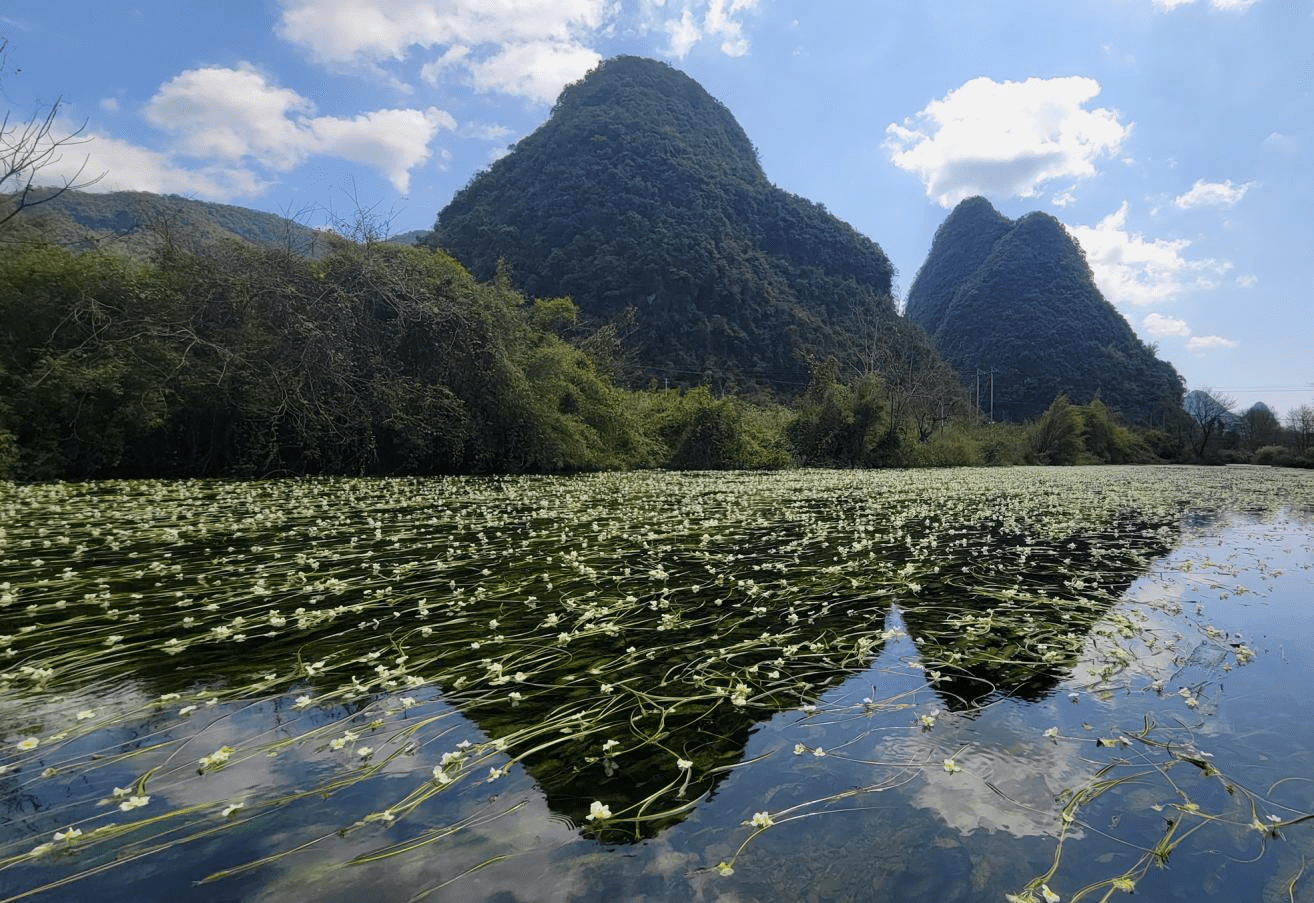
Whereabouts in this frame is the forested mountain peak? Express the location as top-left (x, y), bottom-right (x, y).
top-left (432, 55), bottom-right (916, 393)
top-left (903, 196), bottom-right (1013, 337)
top-left (905, 197), bottom-right (1184, 425)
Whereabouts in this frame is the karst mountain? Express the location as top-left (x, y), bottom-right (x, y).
top-left (904, 197), bottom-right (1184, 424)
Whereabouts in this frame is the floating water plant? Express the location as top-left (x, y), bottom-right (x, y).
top-left (1, 466), bottom-right (1312, 901)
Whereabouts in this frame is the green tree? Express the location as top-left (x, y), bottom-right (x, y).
top-left (1027, 394), bottom-right (1084, 465)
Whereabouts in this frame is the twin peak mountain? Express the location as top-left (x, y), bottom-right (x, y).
top-left (434, 55), bottom-right (1182, 424)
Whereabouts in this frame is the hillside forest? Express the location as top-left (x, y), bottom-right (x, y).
top-left (1, 213), bottom-right (1310, 482)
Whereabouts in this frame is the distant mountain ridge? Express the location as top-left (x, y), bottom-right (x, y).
top-left (431, 55), bottom-right (922, 392)
top-left (905, 197), bottom-right (1184, 425)
top-left (2, 187), bottom-right (329, 257)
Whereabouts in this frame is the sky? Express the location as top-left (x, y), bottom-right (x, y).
top-left (4, 0), bottom-right (1312, 416)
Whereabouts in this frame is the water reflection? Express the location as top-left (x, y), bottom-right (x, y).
top-left (2, 467), bottom-right (1313, 901)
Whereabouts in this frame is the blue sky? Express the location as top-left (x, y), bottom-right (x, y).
top-left (4, 1), bottom-right (1311, 416)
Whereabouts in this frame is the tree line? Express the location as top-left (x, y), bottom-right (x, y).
top-left (4, 226), bottom-right (1309, 482)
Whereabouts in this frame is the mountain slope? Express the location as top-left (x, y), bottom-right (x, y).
top-left (2, 188), bottom-right (327, 257)
top-left (432, 56), bottom-right (906, 392)
top-left (905, 198), bottom-right (1184, 425)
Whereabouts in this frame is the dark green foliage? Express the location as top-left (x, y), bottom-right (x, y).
top-left (786, 359), bottom-right (890, 467)
top-left (432, 56), bottom-right (900, 393)
top-left (2, 187), bottom-right (327, 257)
top-left (634, 387), bottom-right (792, 470)
top-left (0, 238), bottom-right (650, 479)
top-left (906, 198), bottom-right (1185, 426)
top-left (1027, 395), bottom-right (1085, 465)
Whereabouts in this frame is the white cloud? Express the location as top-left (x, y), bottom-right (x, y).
top-left (1143, 312), bottom-right (1191, 337)
top-left (1236, 274), bottom-right (1259, 288)
top-left (143, 65), bottom-right (452, 192)
top-left (1153, 0), bottom-right (1259, 9)
top-left (34, 124), bottom-right (271, 199)
top-left (277, 1), bottom-right (760, 101)
top-left (1067, 202), bottom-right (1230, 307)
top-left (146, 66), bottom-right (313, 169)
top-left (276, 0), bottom-right (612, 63)
top-left (885, 76), bottom-right (1131, 208)
top-left (1187, 335), bottom-right (1239, 350)
top-left (1173, 178), bottom-right (1255, 209)
top-left (308, 107), bottom-right (454, 190)
top-left (466, 40), bottom-right (602, 103)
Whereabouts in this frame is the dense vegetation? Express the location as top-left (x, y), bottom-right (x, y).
top-left (3, 187), bottom-right (327, 257)
top-left (432, 56), bottom-right (932, 394)
top-left (905, 197), bottom-right (1185, 426)
top-left (5, 225), bottom-right (1309, 482)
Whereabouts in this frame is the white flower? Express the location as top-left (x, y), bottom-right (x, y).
top-left (118, 795), bottom-right (150, 811)
top-left (586, 800), bottom-right (611, 821)
top-left (716, 861), bottom-right (735, 876)
top-left (943, 758), bottom-right (961, 774)
top-left (356, 746), bottom-right (373, 759)
top-left (53, 827), bottom-right (82, 842)
top-left (221, 802), bottom-right (244, 817)
top-left (1043, 726), bottom-right (1059, 739)
top-left (1041, 884), bottom-right (1061, 903)
top-left (750, 810), bottom-right (773, 829)
top-left (676, 758), bottom-right (693, 770)
top-left (812, 746), bottom-right (826, 758)
top-left (199, 746), bottom-right (233, 770)
top-left (432, 766), bottom-right (452, 785)
top-left (293, 695), bottom-right (313, 709)
top-left (16, 737), bottom-right (38, 752)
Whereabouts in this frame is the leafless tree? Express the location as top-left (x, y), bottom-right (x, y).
top-left (1, 38), bottom-right (102, 229)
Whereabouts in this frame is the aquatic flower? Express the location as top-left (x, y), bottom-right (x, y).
top-left (508, 691), bottom-right (522, 705)
top-left (178, 705), bottom-right (197, 717)
top-left (199, 746), bottom-right (234, 770)
top-left (812, 747), bottom-right (826, 758)
top-left (487, 765), bottom-right (508, 781)
top-left (750, 811), bottom-right (774, 829)
top-left (1040, 885), bottom-right (1060, 903)
top-left (118, 795), bottom-right (150, 812)
top-left (1043, 727), bottom-right (1059, 740)
top-left (716, 861), bottom-right (735, 876)
top-left (586, 800), bottom-right (611, 821)
top-left (676, 758), bottom-right (693, 770)
top-left (53, 827), bottom-right (82, 842)
top-left (293, 695), bottom-right (313, 709)
top-left (356, 746), bottom-right (373, 759)
top-left (793, 743), bottom-right (806, 756)
top-left (221, 802), bottom-right (243, 817)
top-left (432, 766), bottom-right (453, 785)
top-left (16, 737), bottom-right (38, 752)
top-left (601, 739), bottom-right (620, 754)
top-left (943, 758), bottom-right (961, 774)
top-left (399, 696), bottom-right (418, 709)
top-left (920, 712), bottom-right (938, 729)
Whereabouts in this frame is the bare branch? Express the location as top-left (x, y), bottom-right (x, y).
top-left (2, 38), bottom-right (105, 228)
